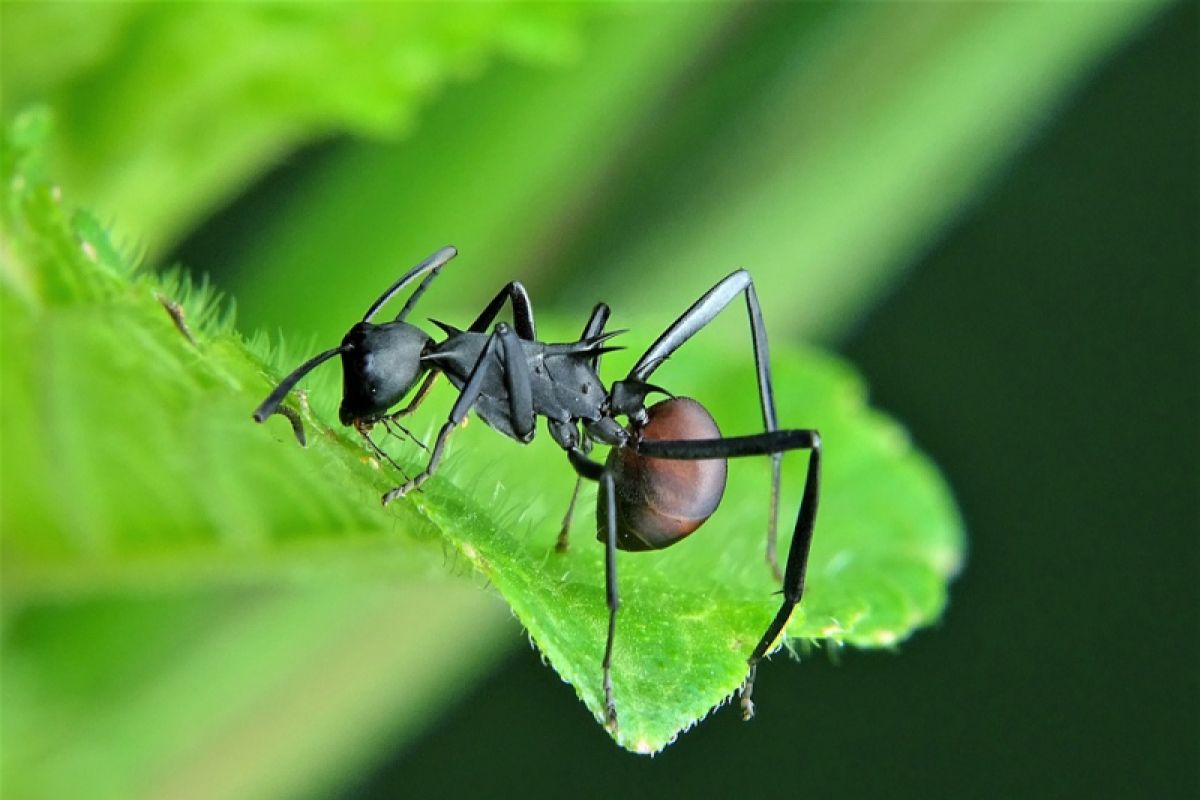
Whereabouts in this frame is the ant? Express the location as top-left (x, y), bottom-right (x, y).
top-left (253, 247), bottom-right (820, 731)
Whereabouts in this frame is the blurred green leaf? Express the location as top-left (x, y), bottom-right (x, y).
top-left (217, 2), bottom-right (1165, 347)
top-left (1, 117), bottom-right (962, 761)
top-left (554, 1), bottom-right (1169, 339)
top-left (224, 3), bottom-right (732, 340)
top-left (2, 585), bottom-right (514, 800)
top-left (0, 1), bottom-right (585, 255)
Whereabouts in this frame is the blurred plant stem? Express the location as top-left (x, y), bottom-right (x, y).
top-left (3, 585), bottom-right (513, 800)
top-left (224, 4), bottom-right (731, 341)
top-left (212, 2), bottom-right (1166, 345)
top-left (551, 2), bottom-right (1170, 342)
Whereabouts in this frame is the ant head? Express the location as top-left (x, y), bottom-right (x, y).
top-left (252, 247), bottom-right (456, 430)
top-left (337, 321), bottom-right (431, 425)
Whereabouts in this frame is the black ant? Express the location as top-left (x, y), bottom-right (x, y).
top-left (253, 247), bottom-right (820, 731)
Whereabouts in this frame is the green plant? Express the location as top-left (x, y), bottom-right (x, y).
top-left (1, 2), bottom-right (1163, 797)
top-left (3, 109), bottom-right (961, 754)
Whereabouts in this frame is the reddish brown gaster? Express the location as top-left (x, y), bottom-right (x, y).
top-left (598, 397), bottom-right (728, 551)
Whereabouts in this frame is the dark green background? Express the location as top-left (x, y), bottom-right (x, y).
top-left (329, 5), bottom-right (1196, 797)
top-left (3, 2), bottom-right (1195, 797)
top-left (165, 3), bottom-right (1196, 796)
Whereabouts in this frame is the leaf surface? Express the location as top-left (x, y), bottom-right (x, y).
top-left (2, 115), bottom-right (962, 754)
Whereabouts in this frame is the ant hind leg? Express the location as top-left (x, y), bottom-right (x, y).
top-left (635, 428), bottom-right (821, 720)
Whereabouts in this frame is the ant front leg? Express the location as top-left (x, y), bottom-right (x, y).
top-left (382, 323), bottom-right (534, 505)
top-left (636, 428), bottom-right (821, 720)
top-left (380, 371), bottom-right (441, 452)
top-left (556, 437), bottom-right (589, 553)
top-left (386, 370), bottom-right (440, 420)
top-left (354, 419), bottom-right (414, 481)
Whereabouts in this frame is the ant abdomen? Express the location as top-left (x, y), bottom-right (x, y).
top-left (598, 397), bottom-right (728, 551)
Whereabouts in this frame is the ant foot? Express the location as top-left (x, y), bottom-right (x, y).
top-left (740, 695), bottom-right (756, 721)
top-left (603, 669), bottom-right (618, 733)
top-left (381, 472), bottom-right (431, 505)
top-left (604, 703), bottom-right (619, 734)
top-left (739, 663), bottom-right (758, 721)
top-left (381, 482), bottom-right (414, 505)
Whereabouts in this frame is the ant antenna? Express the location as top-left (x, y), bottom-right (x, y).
top-left (362, 246), bottom-right (457, 323)
top-left (252, 345), bottom-right (345, 422)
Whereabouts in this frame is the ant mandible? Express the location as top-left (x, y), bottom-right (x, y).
top-left (253, 247), bottom-right (820, 731)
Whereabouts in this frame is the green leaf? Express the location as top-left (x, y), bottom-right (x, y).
top-left (224, 2), bottom-right (732, 339)
top-left (1, 114), bottom-right (516, 799)
top-left (430, 341), bottom-right (963, 752)
top-left (1, 116), bottom-right (962, 758)
top-left (0, 2), bottom-right (585, 256)
top-left (219, 2), bottom-right (1166, 346)
top-left (1, 110), bottom-right (481, 601)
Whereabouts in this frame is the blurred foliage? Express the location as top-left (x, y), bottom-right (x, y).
top-left (0, 1), bottom-right (584, 254)
top-left (0, 1), bottom-right (1166, 797)
top-left (211, 2), bottom-right (1165, 344)
top-left (2, 584), bottom-right (509, 800)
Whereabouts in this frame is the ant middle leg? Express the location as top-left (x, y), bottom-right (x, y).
top-left (556, 303), bottom-right (612, 552)
top-left (385, 370), bottom-right (441, 421)
top-left (565, 447), bottom-right (621, 732)
top-left (556, 435), bottom-right (596, 552)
